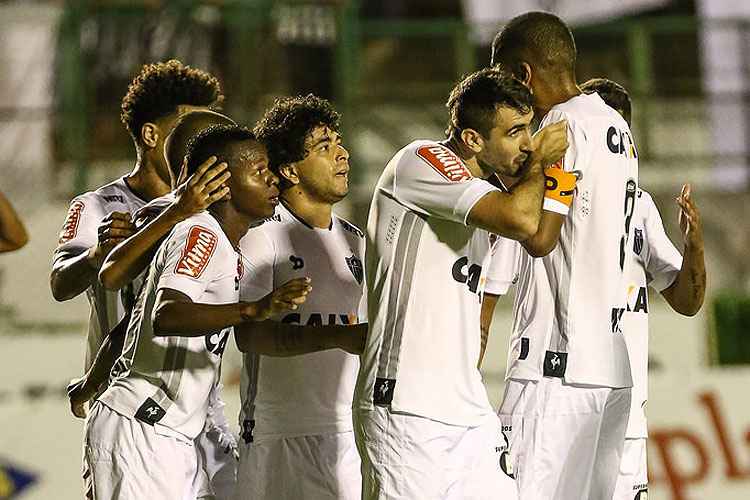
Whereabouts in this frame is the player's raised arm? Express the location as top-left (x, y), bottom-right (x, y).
top-left (0, 190), bottom-right (28, 253)
top-left (99, 157), bottom-right (230, 290)
top-left (660, 184), bottom-right (706, 316)
top-left (467, 120), bottom-right (568, 241)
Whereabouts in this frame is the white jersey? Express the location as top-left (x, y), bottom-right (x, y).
top-left (355, 139), bottom-right (501, 426)
top-left (99, 211), bottom-right (240, 439)
top-left (506, 93), bottom-right (639, 388)
top-left (53, 176), bottom-right (148, 371)
top-left (622, 189), bottom-right (682, 438)
top-left (238, 202), bottom-right (365, 441)
top-left (484, 237), bottom-right (521, 296)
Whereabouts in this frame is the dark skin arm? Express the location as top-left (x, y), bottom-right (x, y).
top-left (479, 293), bottom-right (500, 368)
top-left (468, 121), bottom-right (568, 241)
top-left (152, 278), bottom-right (312, 337)
top-left (0, 191), bottom-right (28, 252)
top-left (50, 211), bottom-right (136, 301)
top-left (99, 157), bottom-right (230, 291)
top-left (235, 320), bottom-right (367, 357)
top-left (521, 211), bottom-right (566, 257)
top-left (660, 184), bottom-right (706, 316)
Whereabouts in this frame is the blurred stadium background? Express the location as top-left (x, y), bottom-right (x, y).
top-left (1, 0), bottom-right (750, 499)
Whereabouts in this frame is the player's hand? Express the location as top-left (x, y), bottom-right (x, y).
top-left (532, 120), bottom-right (568, 168)
top-left (90, 212), bottom-right (136, 267)
top-left (66, 376), bottom-right (99, 419)
top-left (676, 184), bottom-right (703, 249)
top-left (172, 156), bottom-right (231, 220)
top-left (244, 277), bottom-right (312, 321)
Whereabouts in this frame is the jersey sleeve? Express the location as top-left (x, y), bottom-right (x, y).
top-left (238, 224), bottom-right (276, 302)
top-left (54, 193), bottom-right (106, 259)
top-left (538, 110), bottom-right (587, 214)
top-left (393, 143), bottom-right (500, 225)
top-left (641, 192), bottom-right (683, 292)
top-left (157, 222), bottom-right (228, 302)
top-left (484, 238), bottom-right (520, 296)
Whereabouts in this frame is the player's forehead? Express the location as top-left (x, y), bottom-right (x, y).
top-left (231, 140), bottom-right (268, 166)
top-left (491, 105), bottom-right (533, 134)
top-left (304, 125), bottom-right (339, 149)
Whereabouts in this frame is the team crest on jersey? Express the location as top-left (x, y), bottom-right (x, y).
top-left (175, 226), bottom-right (218, 278)
top-left (633, 228), bottom-right (644, 255)
top-left (346, 254), bottom-right (364, 284)
top-left (339, 219), bottom-right (364, 238)
top-left (205, 329), bottom-right (230, 356)
top-left (416, 145), bottom-right (472, 182)
top-left (134, 397), bottom-right (166, 425)
top-left (58, 200), bottom-right (85, 244)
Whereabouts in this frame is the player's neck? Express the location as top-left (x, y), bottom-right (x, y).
top-left (534, 77), bottom-right (581, 119)
top-left (280, 188), bottom-right (333, 229)
top-left (210, 203), bottom-right (252, 248)
top-left (444, 137), bottom-right (489, 179)
top-left (127, 154), bottom-right (171, 201)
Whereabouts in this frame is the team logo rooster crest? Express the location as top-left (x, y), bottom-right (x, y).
top-left (346, 254), bottom-right (363, 284)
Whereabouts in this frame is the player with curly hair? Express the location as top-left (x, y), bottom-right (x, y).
top-left (234, 94), bottom-right (366, 499)
top-left (50, 59), bottom-right (226, 499)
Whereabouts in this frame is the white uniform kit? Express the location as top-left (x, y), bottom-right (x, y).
top-left (612, 189), bottom-right (681, 500)
top-left (235, 202), bottom-right (365, 500)
top-left (355, 140), bottom-right (517, 500)
top-left (54, 176), bottom-right (148, 371)
top-left (496, 93), bottom-right (639, 500)
top-left (134, 195), bottom-right (238, 500)
top-left (85, 212), bottom-right (240, 500)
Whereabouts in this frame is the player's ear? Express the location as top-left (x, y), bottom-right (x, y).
top-left (460, 128), bottom-right (484, 154)
top-left (279, 164), bottom-right (300, 185)
top-left (518, 62), bottom-right (532, 87)
top-left (141, 123), bottom-right (159, 149)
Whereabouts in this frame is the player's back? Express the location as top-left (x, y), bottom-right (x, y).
top-left (508, 93), bottom-right (638, 388)
top-left (355, 140), bottom-right (498, 426)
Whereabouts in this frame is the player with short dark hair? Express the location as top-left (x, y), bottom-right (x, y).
top-left (84, 124), bottom-right (312, 499)
top-left (580, 78), bottom-right (632, 127)
top-left (491, 12), bottom-right (641, 500)
top-left (234, 94), bottom-right (366, 499)
top-left (354, 67), bottom-right (570, 500)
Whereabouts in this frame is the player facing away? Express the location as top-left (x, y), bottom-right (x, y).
top-left (491, 12), bottom-right (640, 500)
top-left (234, 95), bottom-right (365, 500)
top-left (579, 78), bottom-right (706, 500)
top-left (354, 68), bottom-right (569, 500)
top-left (84, 125), bottom-right (312, 499)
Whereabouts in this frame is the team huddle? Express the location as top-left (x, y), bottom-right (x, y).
top-left (51, 12), bottom-right (705, 500)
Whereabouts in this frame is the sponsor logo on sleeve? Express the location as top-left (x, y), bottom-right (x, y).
top-left (58, 200), bottom-right (85, 244)
top-left (175, 226), bottom-right (218, 278)
top-left (416, 145), bottom-right (473, 182)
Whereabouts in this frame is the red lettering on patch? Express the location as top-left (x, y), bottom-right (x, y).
top-left (416, 145), bottom-right (472, 183)
top-left (175, 226), bottom-right (218, 279)
top-left (58, 200), bottom-right (85, 244)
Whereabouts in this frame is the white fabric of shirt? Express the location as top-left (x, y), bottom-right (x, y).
top-left (238, 202), bottom-right (366, 440)
top-left (354, 139), bottom-right (501, 426)
top-left (505, 93), bottom-right (639, 388)
top-left (53, 176), bottom-right (148, 371)
top-left (100, 212), bottom-right (239, 439)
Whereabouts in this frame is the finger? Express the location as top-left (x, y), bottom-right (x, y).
top-left (204, 172), bottom-right (232, 193)
top-left (684, 183), bottom-right (692, 199)
top-left (176, 157), bottom-right (189, 185)
top-left (103, 211), bottom-right (132, 222)
top-left (105, 218), bottom-right (138, 230)
top-left (204, 187), bottom-right (231, 206)
top-left (103, 227), bottom-right (137, 239)
top-left (188, 156), bottom-right (218, 186)
top-left (198, 163), bottom-right (229, 187)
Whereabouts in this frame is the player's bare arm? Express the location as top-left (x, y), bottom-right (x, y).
top-left (478, 293), bottom-right (500, 368)
top-left (661, 183), bottom-right (706, 316)
top-left (153, 277), bottom-right (312, 336)
top-left (467, 121), bottom-right (568, 240)
top-left (67, 314), bottom-right (129, 418)
top-left (99, 157), bottom-right (230, 290)
top-left (0, 190), bottom-right (28, 253)
top-left (235, 320), bottom-right (367, 357)
top-left (50, 211), bottom-right (136, 301)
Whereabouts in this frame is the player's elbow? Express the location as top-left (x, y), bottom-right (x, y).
top-left (523, 237), bottom-right (556, 258)
top-left (151, 302), bottom-right (176, 336)
top-left (98, 263), bottom-right (123, 291)
top-left (510, 213), bottom-right (540, 242)
top-left (675, 299), bottom-right (703, 317)
top-left (50, 271), bottom-right (76, 302)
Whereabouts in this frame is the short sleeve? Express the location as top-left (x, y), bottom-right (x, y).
top-left (54, 193), bottom-right (106, 259)
top-left (238, 224), bottom-right (276, 302)
top-left (157, 223), bottom-right (227, 302)
top-left (393, 143), bottom-right (500, 225)
top-left (538, 110), bottom-right (587, 214)
top-left (641, 193), bottom-right (683, 292)
top-left (484, 237), bottom-right (520, 296)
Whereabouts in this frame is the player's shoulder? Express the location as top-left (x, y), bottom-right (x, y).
top-left (334, 214), bottom-right (365, 239)
top-left (134, 193), bottom-right (175, 226)
top-left (397, 139), bottom-right (473, 183)
top-left (172, 211), bottom-right (224, 245)
top-left (88, 177), bottom-right (140, 205)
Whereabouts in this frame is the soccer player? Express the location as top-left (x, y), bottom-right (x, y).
top-left (0, 190), bottom-right (28, 253)
top-left (354, 68), bottom-right (569, 500)
top-left (234, 94), bottom-right (365, 499)
top-left (84, 124), bottom-right (311, 499)
top-left (491, 12), bottom-right (640, 499)
top-left (579, 78), bottom-right (706, 500)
